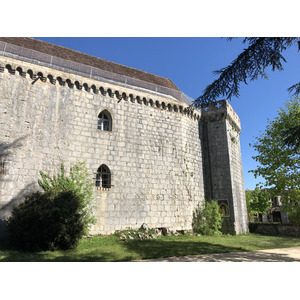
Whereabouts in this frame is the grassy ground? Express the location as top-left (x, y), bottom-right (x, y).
top-left (1, 233), bottom-right (300, 262)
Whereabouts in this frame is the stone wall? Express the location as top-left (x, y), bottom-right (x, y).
top-left (201, 101), bottom-right (248, 234)
top-left (0, 50), bottom-right (249, 237)
top-left (0, 55), bottom-right (205, 235)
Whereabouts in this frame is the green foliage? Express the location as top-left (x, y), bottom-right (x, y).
top-left (193, 38), bottom-right (300, 150)
top-left (7, 189), bottom-right (88, 251)
top-left (283, 112), bottom-right (300, 150)
top-left (281, 190), bottom-right (300, 225)
top-left (38, 162), bottom-right (95, 229)
top-left (250, 98), bottom-right (300, 224)
top-left (38, 162), bottom-right (93, 202)
top-left (248, 222), bottom-right (263, 233)
top-left (7, 162), bottom-right (95, 251)
top-left (245, 187), bottom-right (272, 221)
top-left (194, 37), bottom-right (300, 107)
top-left (192, 200), bottom-right (223, 235)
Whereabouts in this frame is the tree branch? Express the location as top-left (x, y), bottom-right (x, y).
top-left (193, 37), bottom-right (300, 108)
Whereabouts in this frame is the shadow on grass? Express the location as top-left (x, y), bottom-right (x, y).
top-left (2, 235), bottom-right (300, 262)
top-left (121, 238), bottom-right (247, 260)
top-left (139, 248), bottom-right (300, 262)
top-left (0, 237), bottom-right (246, 262)
top-left (0, 250), bottom-right (132, 262)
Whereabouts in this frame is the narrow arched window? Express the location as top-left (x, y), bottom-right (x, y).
top-left (98, 110), bottom-right (112, 131)
top-left (96, 165), bottom-right (111, 188)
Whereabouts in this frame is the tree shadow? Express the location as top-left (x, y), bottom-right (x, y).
top-left (139, 247), bottom-right (300, 262)
top-left (120, 238), bottom-right (247, 260)
top-left (0, 136), bottom-right (33, 239)
top-left (122, 238), bottom-right (300, 262)
top-left (1, 236), bottom-right (300, 262)
top-left (0, 247), bottom-right (132, 262)
top-left (0, 136), bottom-right (28, 183)
top-left (0, 237), bottom-right (135, 262)
top-left (0, 182), bottom-right (36, 217)
top-left (0, 182), bottom-right (37, 239)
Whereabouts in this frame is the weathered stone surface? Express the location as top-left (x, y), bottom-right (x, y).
top-left (0, 44), bottom-right (248, 237)
top-left (140, 223), bottom-right (149, 231)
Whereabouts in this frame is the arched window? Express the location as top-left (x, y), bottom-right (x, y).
top-left (96, 165), bottom-right (111, 188)
top-left (98, 110), bottom-right (112, 131)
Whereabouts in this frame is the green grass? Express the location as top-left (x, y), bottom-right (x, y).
top-left (1, 233), bottom-right (300, 262)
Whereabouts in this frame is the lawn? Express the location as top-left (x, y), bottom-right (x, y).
top-left (1, 233), bottom-right (300, 262)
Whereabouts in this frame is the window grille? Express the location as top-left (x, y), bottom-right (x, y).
top-left (95, 165), bottom-right (111, 188)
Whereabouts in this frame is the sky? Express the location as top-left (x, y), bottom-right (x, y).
top-left (2, 2), bottom-right (299, 293)
top-left (34, 37), bottom-right (300, 190)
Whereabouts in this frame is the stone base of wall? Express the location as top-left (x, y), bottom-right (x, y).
top-left (249, 222), bottom-right (300, 237)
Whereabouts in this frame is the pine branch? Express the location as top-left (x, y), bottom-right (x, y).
top-left (193, 37), bottom-right (300, 108)
top-left (288, 82), bottom-right (300, 96)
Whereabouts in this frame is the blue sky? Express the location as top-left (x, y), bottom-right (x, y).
top-left (35, 37), bottom-right (300, 190)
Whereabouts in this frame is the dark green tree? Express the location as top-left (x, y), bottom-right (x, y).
top-left (194, 37), bottom-right (300, 107)
top-left (193, 38), bottom-right (300, 148)
top-left (282, 111), bottom-right (300, 149)
top-left (8, 189), bottom-right (87, 251)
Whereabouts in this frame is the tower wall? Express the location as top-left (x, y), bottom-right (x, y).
top-left (202, 100), bottom-right (248, 234)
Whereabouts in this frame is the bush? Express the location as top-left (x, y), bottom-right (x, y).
top-left (7, 162), bottom-right (95, 251)
top-left (38, 162), bottom-right (95, 234)
top-left (192, 200), bottom-right (223, 235)
top-left (7, 189), bottom-right (88, 251)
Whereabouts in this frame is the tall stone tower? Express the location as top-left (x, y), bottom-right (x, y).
top-left (201, 100), bottom-right (248, 234)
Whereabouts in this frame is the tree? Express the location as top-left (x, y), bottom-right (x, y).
top-left (194, 38), bottom-right (300, 107)
top-left (193, 38), bottom-right (300, 148)
top-left (245, 187), bottom-right (272, 221)
top-left (250, 98), bottom-right (300, 223)
top-left (282, 112), bottom-right (300, 149)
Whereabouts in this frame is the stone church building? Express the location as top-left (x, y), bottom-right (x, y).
top-left (0, 37), bottom-right (248, 237)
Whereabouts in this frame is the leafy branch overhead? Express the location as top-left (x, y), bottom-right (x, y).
top-left (193, 37), bottom-right (300, 108)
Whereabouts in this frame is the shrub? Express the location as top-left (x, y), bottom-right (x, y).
top-left (248, 222), bottom-right (264, 233)
top-left (7, 162), bottom-right (95, 251)
top-left (7, 189), bottom-right (88, 251)
top-left (192, 200), bottom-right (223, 235)
top-left (38, 162), bottom-right (95, 232)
